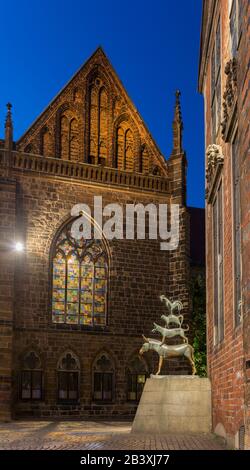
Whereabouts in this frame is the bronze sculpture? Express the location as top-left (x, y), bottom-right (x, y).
top-left (152, 322), bottom-right (189, 344)
top-left (139, 295), bottom-right (196, 375)
top-left (139, 337), bottom-right (196, 375)
top-left (159, 295), bottom-right (184, 327)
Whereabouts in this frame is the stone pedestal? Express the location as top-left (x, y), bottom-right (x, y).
top-left (132, 375), bottom-right (211, 434)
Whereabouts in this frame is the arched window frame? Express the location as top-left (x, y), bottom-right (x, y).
top-left (88, 80), bottom-right (109, 165)
top-left (40, 126), bottom-right (53, 157)
top-left (115, 123), bottom-right (135, 171)
top-left (20, 351), bottom-right (43, 401)
top-left (139, 144), bottom-right (150, 174)
top-left (92, 353), bottom-right (115, 403)
top-left (113, 114), bottom-right (140, 171)
top-left (57, 351), bottom-right (80, 403)
top-left (55, 104), bottom-right (81, 161)
top-left (59, 114), bottom-right (79, 161)
top-left (50, 219), bottom-right (109, 327)
top-left (126, 356), bottom-right (148, 402)
top-left (24, 143), bottom-right (34, 154)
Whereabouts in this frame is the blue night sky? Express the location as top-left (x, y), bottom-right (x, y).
top-left (0, 0), bottom-right (204, 208)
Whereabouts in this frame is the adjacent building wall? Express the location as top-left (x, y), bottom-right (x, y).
top-left (199, 0), bottom-right (249, 449)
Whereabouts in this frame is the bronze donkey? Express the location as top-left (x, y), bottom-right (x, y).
top-left (139, 335), bottom-right (196, 375)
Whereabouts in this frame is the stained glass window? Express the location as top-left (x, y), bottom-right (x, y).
top-left (52, 222), bottom-right (108, 326)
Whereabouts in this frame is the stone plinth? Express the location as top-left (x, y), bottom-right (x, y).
top-left (132, 375), bottom-right (211, 434)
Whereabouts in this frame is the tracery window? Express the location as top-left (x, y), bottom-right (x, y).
top-left (93, 353), bottom-right (114, 402)
top-left (52, 221), bottom-right (108, 326)
top-left (20, 351), bottom-right (43, 401)
top-left (116, 123), bottom-right (134, 171)
top-left (57, 352), bottom-right (80, 402)
top-left (126, 357), bottom-right (147, 402)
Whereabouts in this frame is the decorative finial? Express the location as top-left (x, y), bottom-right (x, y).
top-left (174, 90), bottom-right (182, 125)
top-left (172, 90), bottom-right (183, 155)
top-left (5, 103), bottom-right (13, 128)
top-left (4, 102), bottom-right (13, 150)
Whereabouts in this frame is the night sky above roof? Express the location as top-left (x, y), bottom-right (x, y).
top-left (0, 0), bottom-right (204, 207)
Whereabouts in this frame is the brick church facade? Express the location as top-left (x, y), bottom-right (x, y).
top-left (0, 47), bottom-right (202, 420)
top-left (199, 0), bottom-right (249, 449)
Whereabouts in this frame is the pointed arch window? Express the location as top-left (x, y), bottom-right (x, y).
top-left (41, 127), bottom-right (53, 157)
top-left (93, 353), bottom-right (114, 402)
top-left (60, 113), bottom-right (79, 161)
top-left (57, 352), bottom-right (80, 402)
top-left (115, 123), bottom-right (134, 171)
top-left (126, 356), bottom-right (147, 402)
top-left (89, 81), bottom-right (108, 165)
top-left (139, 145), bottom-right (149, 174)
top-left (52, 221), bottom-right (108, 326)
top-left (24, 143), bottom-right (34, 154)
top-left (20, 351), bottom-right (43, 401)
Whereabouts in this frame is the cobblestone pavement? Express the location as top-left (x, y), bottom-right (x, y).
top-left (0, 421), bottom-right (226, 450)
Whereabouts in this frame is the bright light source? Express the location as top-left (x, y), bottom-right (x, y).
top-left (15, 242), bottom-right (24, 252)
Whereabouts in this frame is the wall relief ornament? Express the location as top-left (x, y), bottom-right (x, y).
top-left (221, 58), bottom-right (237, 140)
top-left (206, 144), bottom-right (224, 185)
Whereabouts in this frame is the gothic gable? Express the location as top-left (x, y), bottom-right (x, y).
top-left (17, 47), bottom-right (167, 176)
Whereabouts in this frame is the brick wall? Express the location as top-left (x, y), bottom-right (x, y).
top-left (199, 0), bottom-right (249, 448)
top-left (0, 179), bottom-right (16, 420)
top-left (10, 173), bottom-right (190, 418)
top-left (238, 0), bottom-right (250, 450)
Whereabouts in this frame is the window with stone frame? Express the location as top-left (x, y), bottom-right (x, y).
top-left (20, 351), bottom-right (43, 401)
top-left (57, 352), bottom-right (80, 402)
top-left (232, 133), bottom-right (242, 325)
top-left (211, 18), bottom-right (221, 141)
top-left (229, 0), bottom-right (242, 56)
top-left (93, 354), bottom-right (114, 402)
top-left (213, 181), bottom-right (224, 344)
top-left (126, 356), bottom-right (148, 402)
top-left (51, 221), bottom-right (108, 326)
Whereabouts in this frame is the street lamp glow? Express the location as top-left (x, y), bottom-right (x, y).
top-left (15, 242), bottom-right (24, 252)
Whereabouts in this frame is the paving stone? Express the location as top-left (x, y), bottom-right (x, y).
top-left (0, 420), bottom-right (225, 450)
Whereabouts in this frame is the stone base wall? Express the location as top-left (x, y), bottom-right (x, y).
top-left (132, 375), bottom-right (212, 433)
